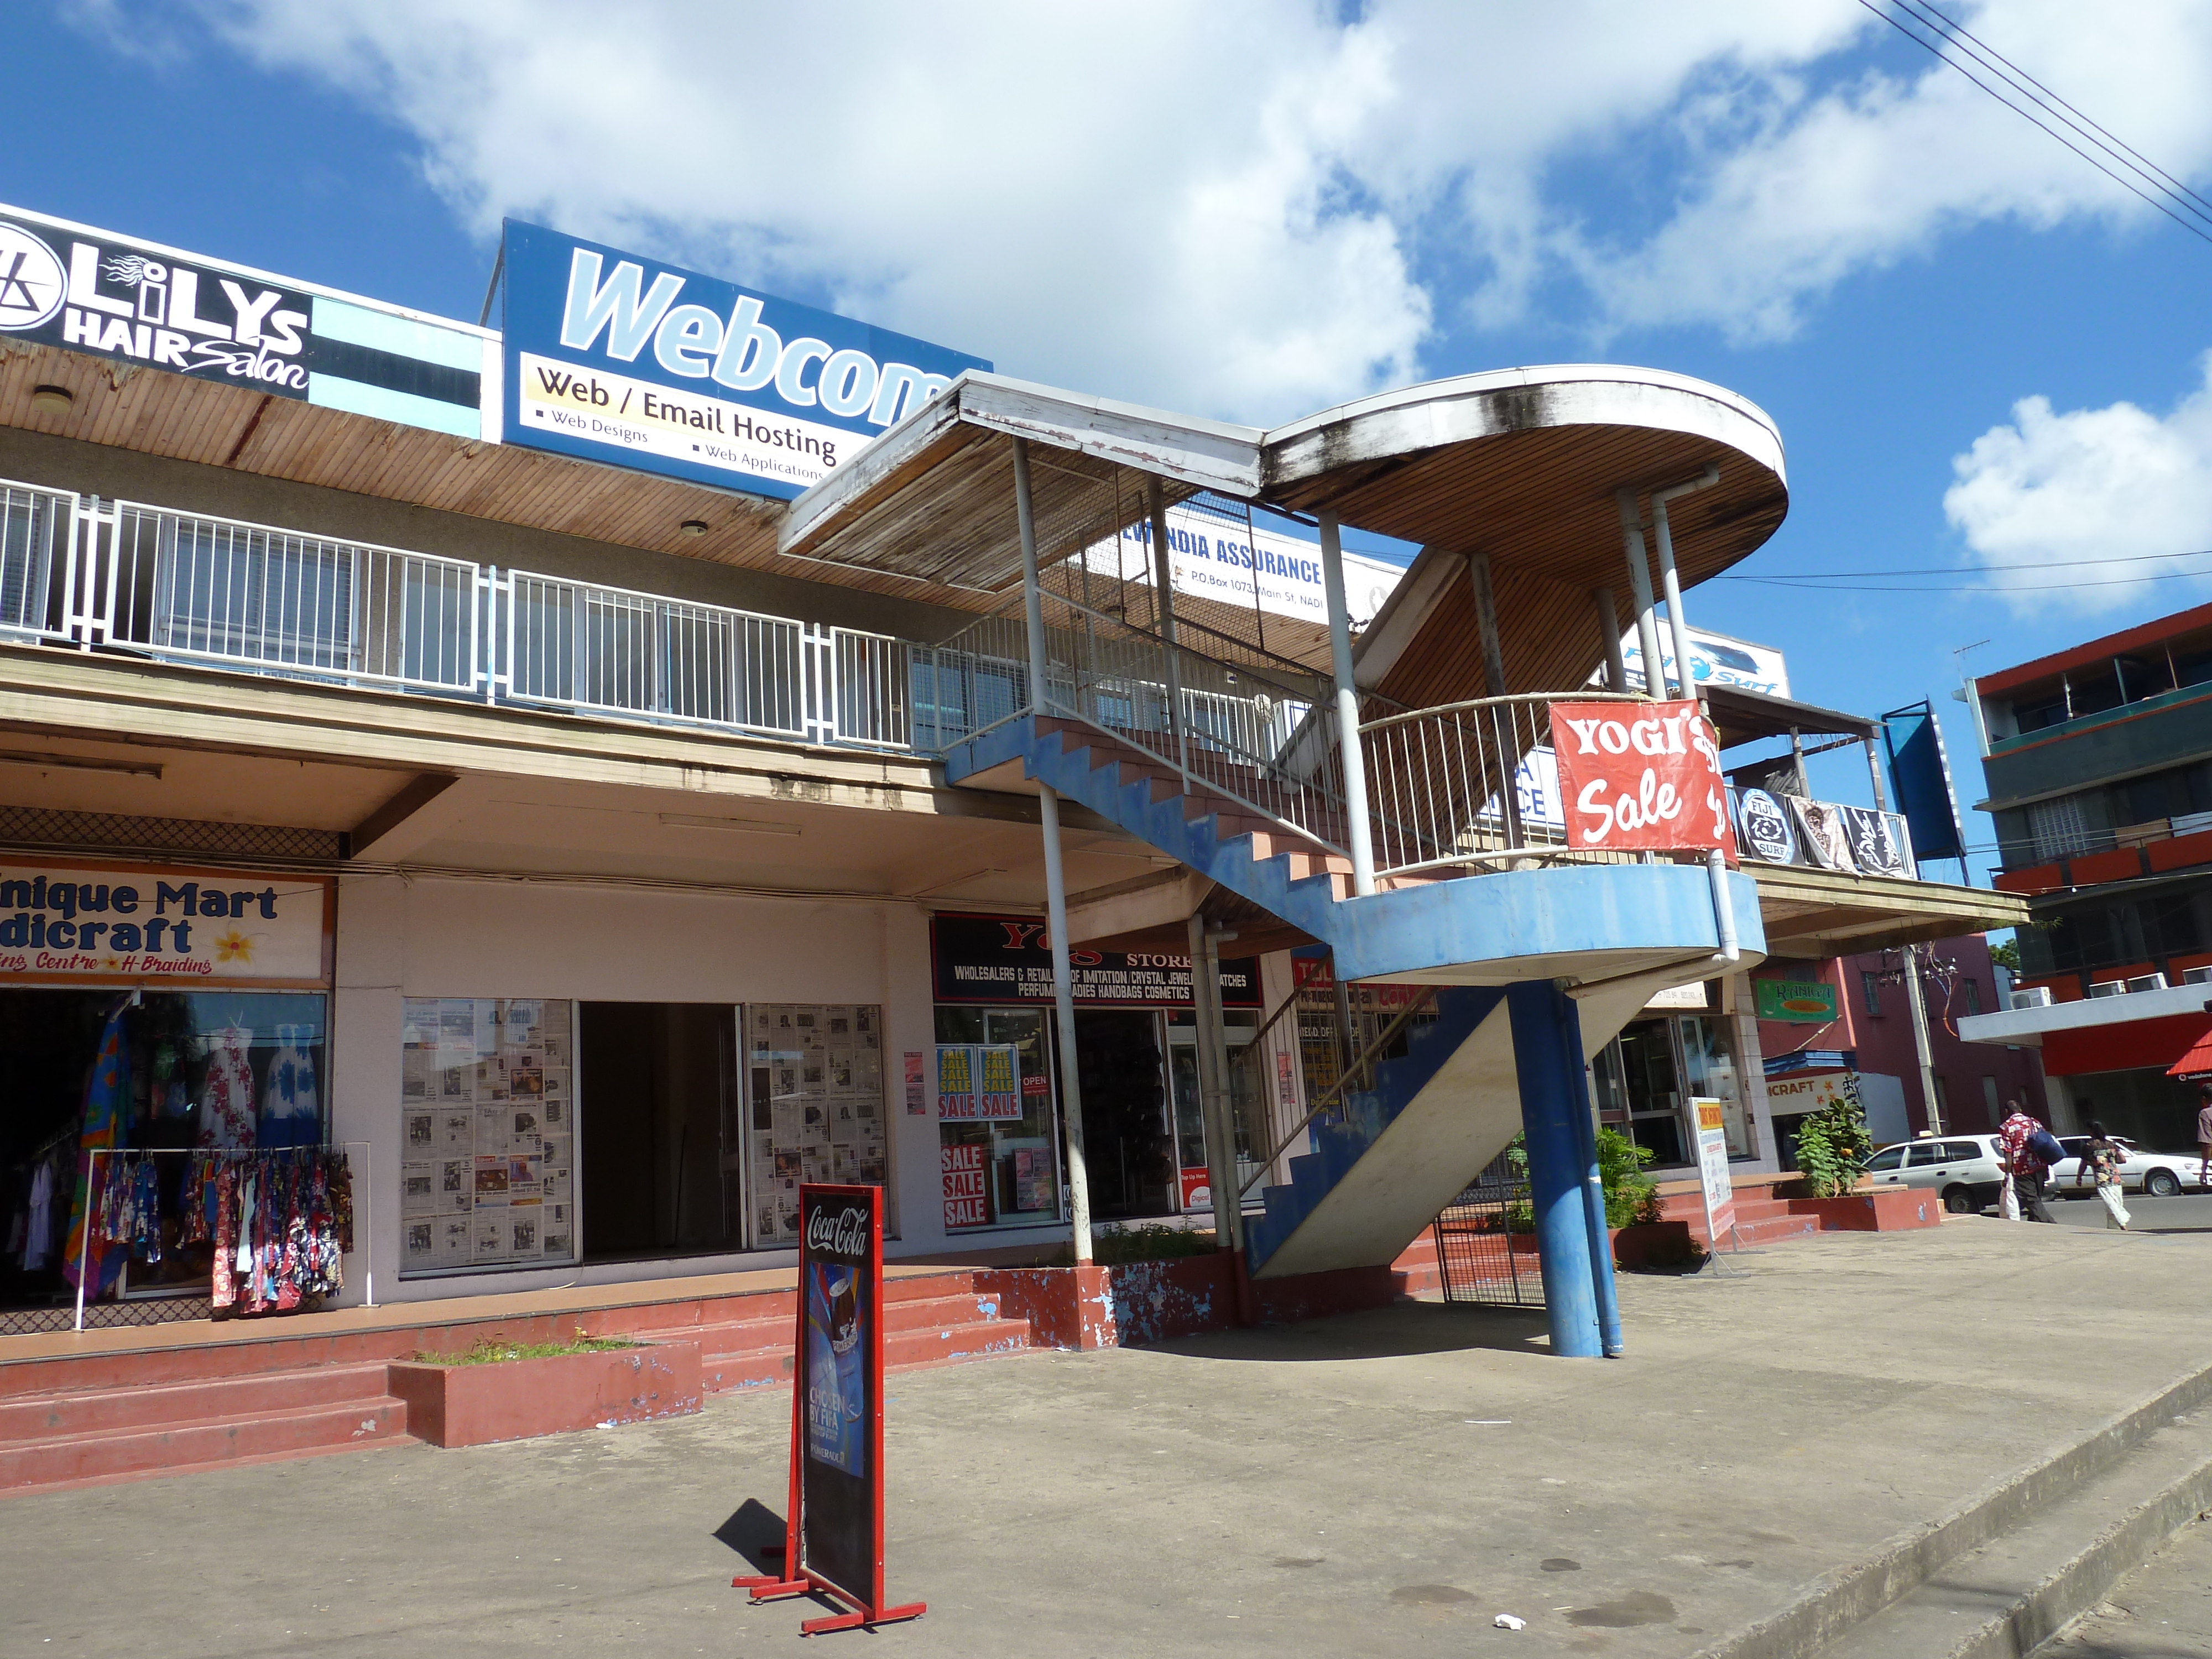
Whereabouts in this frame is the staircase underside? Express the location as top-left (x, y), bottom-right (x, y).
top-left (944, 712), bottom-right (1768, 1279)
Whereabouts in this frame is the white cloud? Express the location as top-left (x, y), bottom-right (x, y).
top-left (1945, 356), bottom-right (2212, 612)
top-left (115, 0), bottom-right (2212, 418)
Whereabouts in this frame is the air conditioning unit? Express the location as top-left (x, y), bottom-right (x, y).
top-left (2185, 966), bottom-right (2212, 986)
top-left (2089, 980), bottom-right (2127, 998)
top-left (2010, 987), bottom-right (2054, 1009)
top-left (2127, 972), bottom-right (2171, 993)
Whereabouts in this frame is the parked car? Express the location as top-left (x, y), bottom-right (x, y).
top-left (1863, 1135), bottom-right (2010, 1214)
top-left (2047, 1136), bottom-right (2209, 1199)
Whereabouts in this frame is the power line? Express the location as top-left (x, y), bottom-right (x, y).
top-left (1731, 565), bottom-right (2212, 594)
top-left (1907, 0), bottom-right (2212, 225)
top-left (1854, 0), bottom-right (2212, 250)
top-left (1726, 547), bottom-right (2212, 579)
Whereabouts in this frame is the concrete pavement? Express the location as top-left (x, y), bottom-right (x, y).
top-left (6, 1217), bottom-right (2212, 1656)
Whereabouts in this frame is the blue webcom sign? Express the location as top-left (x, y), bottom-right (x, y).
top-left (500, 219), bottom-right (989, 501)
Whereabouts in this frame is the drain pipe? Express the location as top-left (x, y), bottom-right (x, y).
top-left (1650, 465), bottom-right (1721, 704)
top-left (1707, 848), bottom-right (1740, 965)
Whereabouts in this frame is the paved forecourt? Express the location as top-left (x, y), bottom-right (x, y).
top-left (6, 1218), bottom-right (2212, 1657)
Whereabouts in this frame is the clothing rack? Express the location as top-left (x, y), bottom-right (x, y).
top-left (73, 1140), bottom-right (373, 1331)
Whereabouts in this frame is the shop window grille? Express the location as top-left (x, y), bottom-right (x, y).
top-left (0, 1294), bottom-right (212, 1336)
top-left (0, 481), bottom-right (71, 642)
top-left (1431, 1149), bottom-right (1542, 1308)
top-left (0, 805), bottom-right (342, 862)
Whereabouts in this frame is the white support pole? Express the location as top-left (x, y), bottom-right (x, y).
top-left (1188, 914), bottom-right (1239, 1253)
top-left (1318, 511), bottom-right (1378, 896)
top-left (1651, 467), bottom-right (1720, 707)
top-left (1652, 514), bottom-right (1696, 700)
top-left (1015, 436), bottom-right (1093, 1264)
top-left (1040, 786), bottom-right (1095, 1262)
top-left (1615, 491), bottom-right (1666, 698)
top-left (1146, 476), bottom-right (1192, 787)
top-left (1594, 587), bottom-right (1627, 692)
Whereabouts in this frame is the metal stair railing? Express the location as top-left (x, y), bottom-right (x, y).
top-left (1359, 691), bottom-right (1682, 879)
top-left (1238, 985), bottom-right (1439, 1198)
top-left (915, 588), bottom-right (1356, 857)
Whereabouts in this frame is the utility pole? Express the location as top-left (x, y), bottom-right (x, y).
top-left (1900, 943), bottom-right (1944, 1135)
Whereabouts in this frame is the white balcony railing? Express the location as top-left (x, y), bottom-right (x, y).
top-left (5, 479), bottom-right (913, 754)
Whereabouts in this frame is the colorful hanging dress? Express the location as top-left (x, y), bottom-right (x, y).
top-left (196, 1025), bottom-right (256, 1150)
top-left (61, 1002), bottom-right (131, 1299)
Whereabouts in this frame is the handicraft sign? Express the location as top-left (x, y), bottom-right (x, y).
top-left (1548, 701), bottom-right (1737, 857)
top-left (0, 860), bottom-right (330, 988)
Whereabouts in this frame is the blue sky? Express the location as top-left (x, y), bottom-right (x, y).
top-left (10, 1), bottom-right (2212, 878)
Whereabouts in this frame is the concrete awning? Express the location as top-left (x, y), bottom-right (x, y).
top-left (1752, 864), bottom-right (2028, 958)
top-left (781, 364), bottom-right (1791, 655)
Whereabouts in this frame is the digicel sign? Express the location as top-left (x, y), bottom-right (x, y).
top-left (1549, 700), bottom-right (1737, 858)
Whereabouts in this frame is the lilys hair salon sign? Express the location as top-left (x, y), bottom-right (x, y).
top-left (0, 860), bottom-right (331, 987)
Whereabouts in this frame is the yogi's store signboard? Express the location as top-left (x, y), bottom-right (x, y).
top-left (1549, 701), bottom-right (1737, 858)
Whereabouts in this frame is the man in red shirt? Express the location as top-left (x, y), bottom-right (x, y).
top-left (1999, 1102), bottom-right (2056, 1224)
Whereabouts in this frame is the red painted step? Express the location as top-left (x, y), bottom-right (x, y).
top-left (1, 1394), bottom-right (410, 1493)
top-left (0, 1360), bottom-right (394, 1443)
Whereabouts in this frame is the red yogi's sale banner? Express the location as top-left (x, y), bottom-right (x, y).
top-left (1548, 701), bottom-right (1738, 858)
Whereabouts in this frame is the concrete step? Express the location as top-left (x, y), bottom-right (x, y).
top-left (0, 1394), bottom-right (411, 1494)
top-left (1702, 1360), bottom-right (2212, 1659)
top-left (0, 1360), bottom-right (393, 1444)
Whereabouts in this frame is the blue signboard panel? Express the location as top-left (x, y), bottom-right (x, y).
top-left (1882, 700), bottom-right (1968, 863)
top-left (499, 219), bottom-right (989, 501)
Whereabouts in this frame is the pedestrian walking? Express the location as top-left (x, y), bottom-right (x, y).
top-left (2197, 1083), bottom-right (2212, 1190)
top-left (2081, 1119), bottom-right (2131, 1230)
top-left (1998, 1100), bottom-right (2056, 1223)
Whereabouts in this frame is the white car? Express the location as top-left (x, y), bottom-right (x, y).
top-left (2048, 1136), bottom-right (2210, 1199)
top-left (1862, 1136), bottom-right (2010, 1214)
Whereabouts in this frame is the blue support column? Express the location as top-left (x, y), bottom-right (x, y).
top-left (1556, 990), bottom-right (1624, 1357)
top-left (1508, 982), bottom-right (1603, 1358)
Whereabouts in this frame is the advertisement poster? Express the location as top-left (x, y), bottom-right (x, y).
top-left (500, 218), bottom-right (988, 500)
top-left (797, 1185), bottom-right (880, 1605)
top-left (1694, 1098), bottom-right (1737, 1246)
top-left (933, 1045), bottom-right (975, 1119)
top-left (903, 1051), bottom-right (927, 1117)
top-left (1548, 700), bottom-right (1736, 857)
top-left (941, 1142), bottom-right (988, 1229)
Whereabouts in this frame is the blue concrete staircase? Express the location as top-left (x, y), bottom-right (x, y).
top-left (942, 712), bottom-right (1764, 1277)
top-left (1244, 982), bottom-right (1507, 1274)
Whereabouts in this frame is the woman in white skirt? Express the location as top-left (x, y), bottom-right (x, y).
top-left (2082, 1120), bottom-right (2131, 1231)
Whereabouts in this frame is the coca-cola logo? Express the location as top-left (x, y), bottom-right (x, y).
top-left (806, 1202), bottom-right (870, 1259)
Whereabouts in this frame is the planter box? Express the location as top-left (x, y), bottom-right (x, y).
top-left (388, 1340), bottom-right (702, 1448)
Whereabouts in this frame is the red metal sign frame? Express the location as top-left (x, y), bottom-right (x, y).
top-left (735, 1183), bottom-right (925, 1635)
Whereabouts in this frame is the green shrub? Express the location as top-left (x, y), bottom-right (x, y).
top-left (1499, 1128), bottom-right (1661, 1232)
top-left (1048, 1222), bottom-right (1219, 1267)
top-left (1794, 1079), bottom-right (1876, 1198)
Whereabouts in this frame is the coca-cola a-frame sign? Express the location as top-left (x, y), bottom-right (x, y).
top-left (737, 1185), bottom-right (925, 1635)
top-left (1549, 700), bottom-right (1739, 858)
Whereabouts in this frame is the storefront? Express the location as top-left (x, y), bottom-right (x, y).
top-left (927, 912), bottom-right (1263, 1230)
top-left (1589, 989), bottom-right (1752, 1170)
top-left (0, 858), bottom-right (339, 1332)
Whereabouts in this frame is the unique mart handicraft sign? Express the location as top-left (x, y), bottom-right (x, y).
top-left (1548, 700), bottom-right (1738, 858)
top-left (0, 862), bottom-right (328, 987)
top-left (739, 1185), bottom-right (925, 1636)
